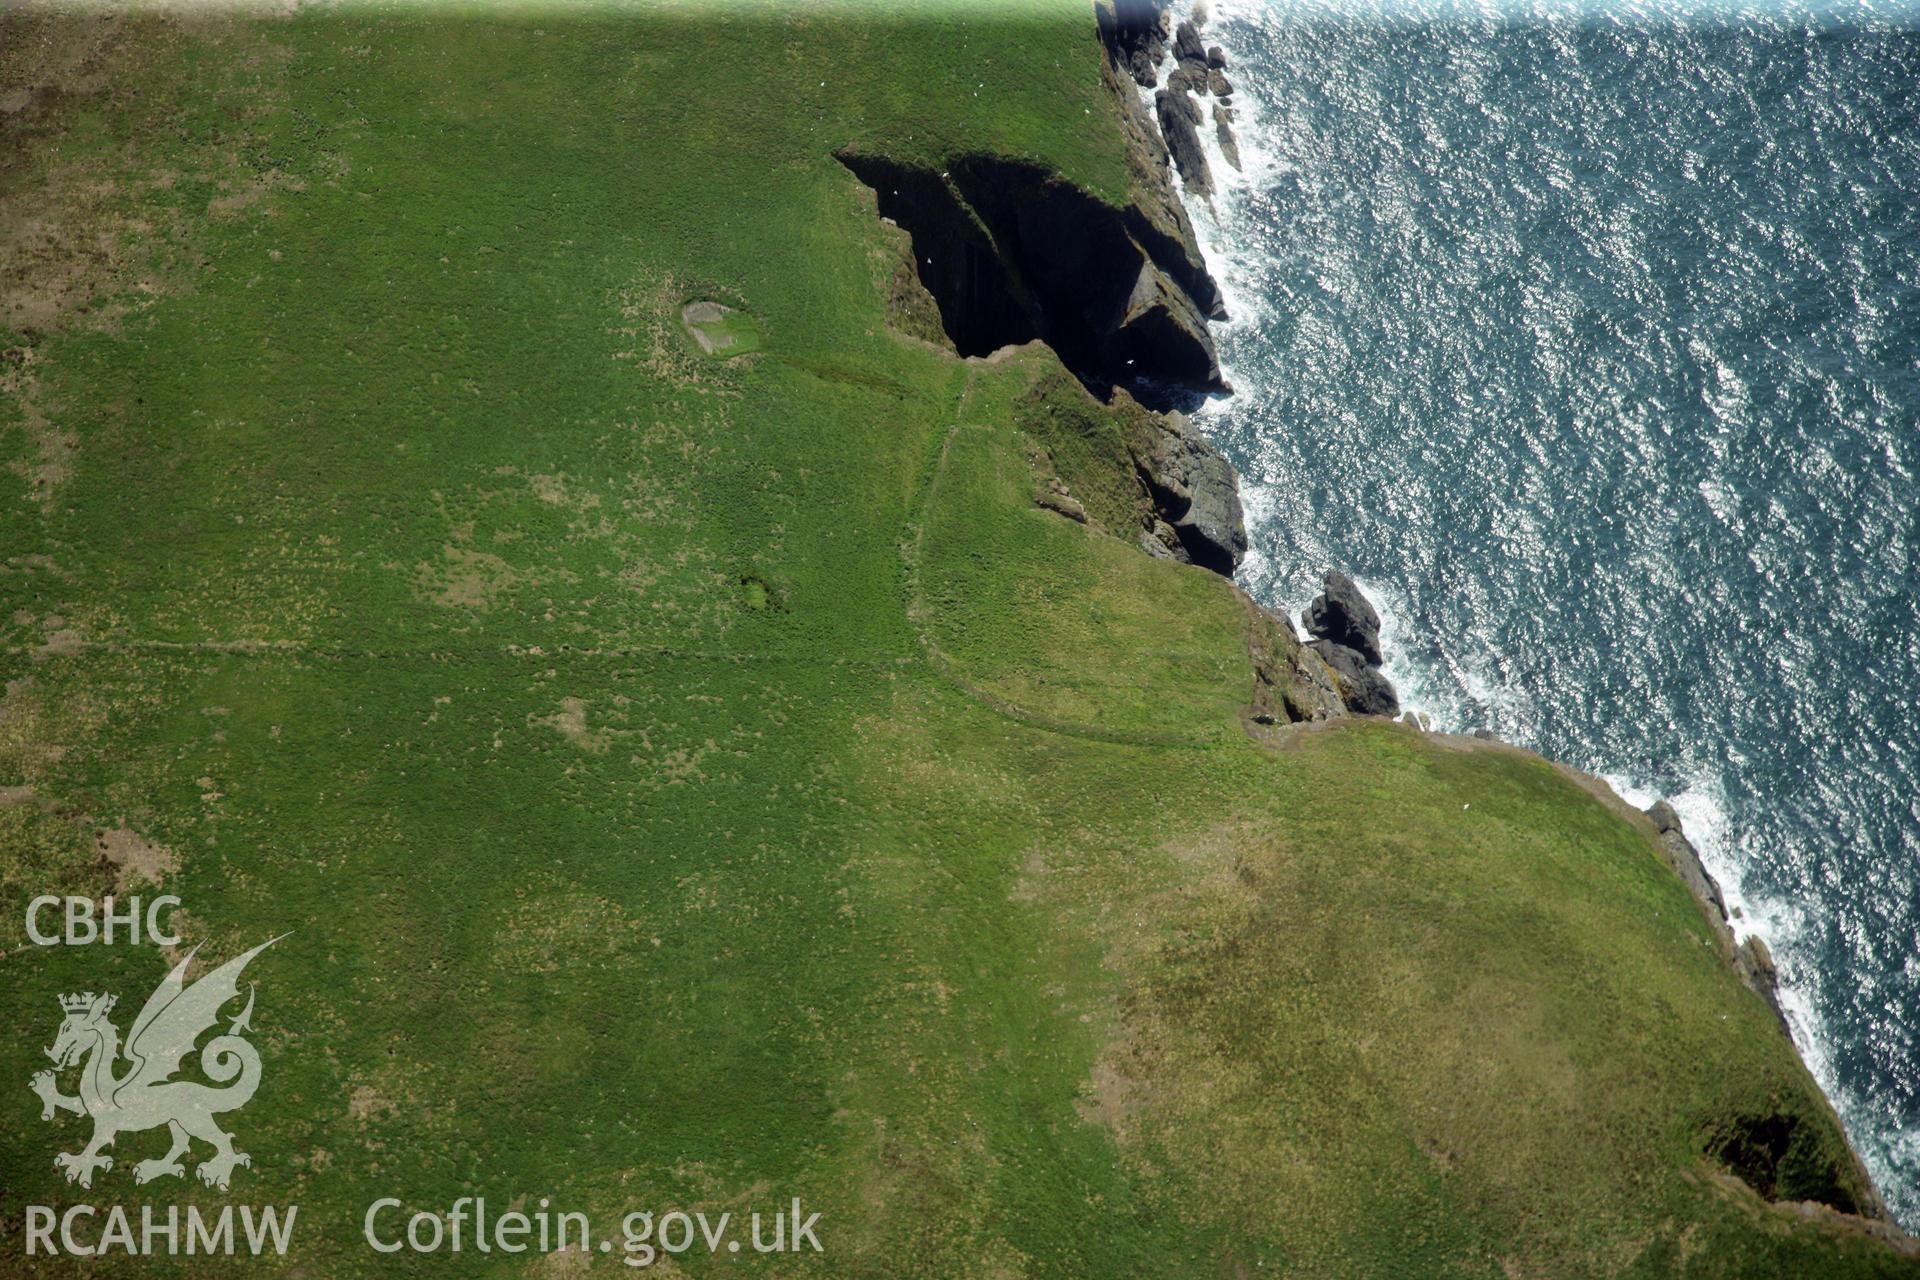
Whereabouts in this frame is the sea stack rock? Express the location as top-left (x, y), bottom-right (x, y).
top-left (1173, 17), bottom-right (1206, 63)
top-left (1303, 570), bottom-right (1385, 666)
top-left (1302, 571), bottom-right (1400, 717)
top-left (1155, 87), bottom-right (1213, 197)
top-left (1213, 103), bottom-right (1242, 171)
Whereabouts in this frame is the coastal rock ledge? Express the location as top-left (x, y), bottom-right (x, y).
top-left (836, 150), bottom-right (1227, 398)
top-left (1302, 571), bottom-right (1401, 718)
top-left (1645, 799), bottom-right (1790, 1024)
top-left (1135, 410), bottom-right (1248, 573)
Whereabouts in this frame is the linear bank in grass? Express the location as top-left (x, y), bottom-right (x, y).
top-left (1, 0), bottom-right (1917, 1275)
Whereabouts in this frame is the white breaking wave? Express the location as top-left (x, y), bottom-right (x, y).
top-left (1170, 0), bottom-right (1912, 1224)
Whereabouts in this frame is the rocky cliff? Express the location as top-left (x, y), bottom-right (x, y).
top-left (842, 2), bottom-right (1416, 728)
top-left (836, 149), bottom-right (1226, 399)
top-left (1082, 0), bottom-right (1913, 1238)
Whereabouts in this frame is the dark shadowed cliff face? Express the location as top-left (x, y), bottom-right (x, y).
top-left (837, 149), bottom-right (1224, 401)
top-left (833, 153), bottom-right (1042, 358)
top-left (1102, 0), bottom-right (1170, 86)
top-left (837, 0), bottom-right (1227, 404)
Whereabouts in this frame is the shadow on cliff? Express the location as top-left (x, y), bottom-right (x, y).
top-left (838, 149), bottom-right (1223, 411)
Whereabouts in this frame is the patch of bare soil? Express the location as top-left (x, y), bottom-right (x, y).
top-left (528, 696), bottom-right (614, 754)
top-left (417, 545), bottom-right (519, 611)
top-left (1, 11), bottom-right (297, 508)
top-left (1, 14), bottom-right (196, 336)
top-left (95, 822), bottom-right (180, 891)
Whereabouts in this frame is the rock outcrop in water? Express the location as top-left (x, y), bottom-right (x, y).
top-left (1173, 17), bottom-right (1206, 63)
top-left (1213, 104), bottom-right (1242, 171)
top-left (1108, 0), bottom-right (1218, 198)
top-left (1155, 85), bottom-right (1213, 197)
top-left (1300, 571), bottom-right (1402, 716)
top-left (1303, 569), bottom-right (1384, 665)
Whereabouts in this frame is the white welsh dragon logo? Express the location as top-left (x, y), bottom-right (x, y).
top-left (29, 937), bottom-right (283, 1191)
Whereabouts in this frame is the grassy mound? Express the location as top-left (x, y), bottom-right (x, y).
top-left (1, 3), bottom-right (1911, 1275)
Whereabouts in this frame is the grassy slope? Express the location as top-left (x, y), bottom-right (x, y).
top-left (0, 4), bottom-right (1911, 1276)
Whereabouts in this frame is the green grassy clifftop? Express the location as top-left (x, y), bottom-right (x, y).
top-left (1, 2), bottom-right (1914, 1275)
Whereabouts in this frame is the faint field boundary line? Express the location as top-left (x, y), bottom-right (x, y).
top-left (1, 638), bottom-right (911, 671)
top-left (898, 368), bottom-right (1213, 753)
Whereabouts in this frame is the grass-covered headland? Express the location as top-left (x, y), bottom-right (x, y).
top-left (2, 1), bottom-right (1916, 1274)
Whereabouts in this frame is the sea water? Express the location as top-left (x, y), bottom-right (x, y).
top-left (1180, 0), bottom-right (1920, 1225)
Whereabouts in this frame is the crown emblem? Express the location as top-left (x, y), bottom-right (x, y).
top-left (35, 937), bottom-right (281, 1193)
